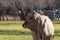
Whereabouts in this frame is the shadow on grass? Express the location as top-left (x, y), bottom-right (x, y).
top-left (54, 30), bottom-right (60, 37)
top-left (0, 23), bottom-right (22, 25)
top-left (0, 30), bottom-right (31, 35)
top-left (0, 29), bottom-right (60, 37)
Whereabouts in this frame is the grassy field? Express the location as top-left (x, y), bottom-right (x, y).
top-left (0, 21), bottom-right (60, 40)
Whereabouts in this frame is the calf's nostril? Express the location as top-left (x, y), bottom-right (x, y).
top-left (22, 22), bottom-right (28, 28)
top-left (23, 24), bottom-right (24, 27)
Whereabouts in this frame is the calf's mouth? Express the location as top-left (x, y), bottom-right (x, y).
top-left (23, 22), bottom-right (28, 28)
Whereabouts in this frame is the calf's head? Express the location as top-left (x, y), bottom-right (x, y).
top-left (23, 11), bottom-right (41, 30)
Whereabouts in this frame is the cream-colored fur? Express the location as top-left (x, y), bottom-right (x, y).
top-left (23, 11), bottom-right (54, 40)
top-left (33, 11), bottom-right (54, 40)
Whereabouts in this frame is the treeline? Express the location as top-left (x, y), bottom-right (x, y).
top-left (0, 0), bottom-right (56, 21)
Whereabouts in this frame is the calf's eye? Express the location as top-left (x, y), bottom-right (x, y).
top-left (29, 17), bottom-right (33, 19)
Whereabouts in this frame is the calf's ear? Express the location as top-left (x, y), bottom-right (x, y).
top-left (33, 11), bottom-right (38, 14)
top-left (33, 11), bottom-right (39, 20)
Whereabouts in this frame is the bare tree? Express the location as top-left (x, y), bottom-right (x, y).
top-left (16, 0), bottom-right (56, 20)
top-left (0, 0), bottom-right (18, 21)
top-left (0, 0), bottom-right (56, 20)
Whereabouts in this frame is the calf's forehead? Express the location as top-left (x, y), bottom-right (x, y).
top-left (22, 9), bottom-right (34, 20)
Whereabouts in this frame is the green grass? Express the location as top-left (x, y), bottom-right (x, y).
top-left (0, 21), bottom-right (60, 40)
top-left (54, 24), bottom-right (60, 40)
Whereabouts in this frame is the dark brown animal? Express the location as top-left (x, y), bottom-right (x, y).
top-left (23, 11), bottom-right (54, 40)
